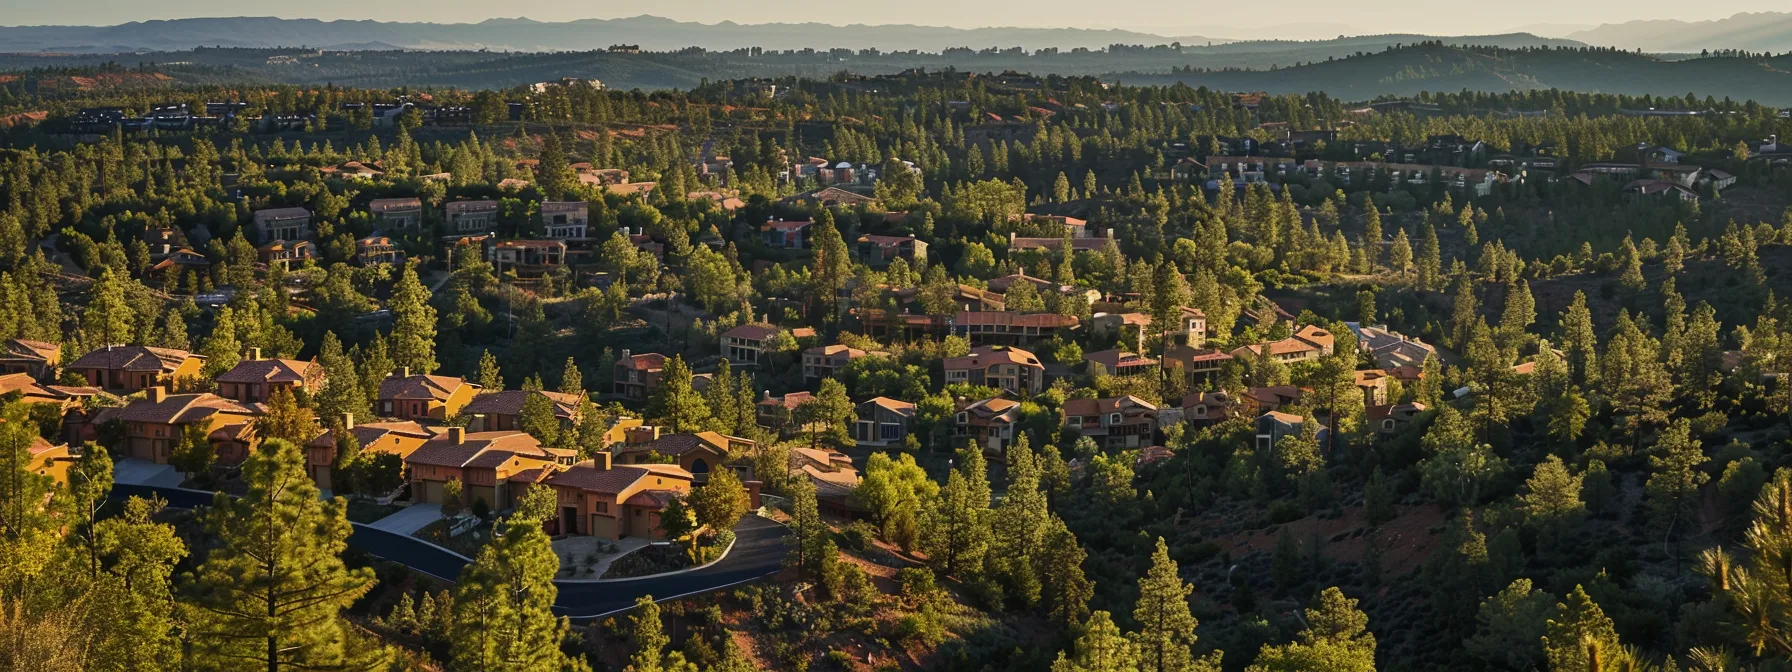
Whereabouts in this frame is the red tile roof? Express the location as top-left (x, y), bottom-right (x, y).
top-left (69, 345), bottom-right (198, 373)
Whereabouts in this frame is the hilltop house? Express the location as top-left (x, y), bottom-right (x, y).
top-left (369, 198), bottom-right (424, 231)
top-left (252, 207), bottom-right (312, 243)
top-left (0, 338), bottom-right (59, 379)
top-left (1062, 395), bottom-right (1159, 449)
top-left (943, 346), bottom-right (1045, 396)
top-left (615, 429), bottom-right (752, 484)
top-left (802, 344), bottom-right (878, 380)
top-left (214, 349), bottom-right (323, 404)
top-left (721, 323), bottom-right (781, 365)
top-left (612, 351), bottom-right (666, 402)
top-left (539, 201), bottom-right (589, 240)
top-left (853, 397), bottom-right (916, 448)
top-left (445, 200), bottom-right (500, 236)
top-left (405, 428), bottom-right (574, 511)
top-left (538, 453), bottom-right (693, 540)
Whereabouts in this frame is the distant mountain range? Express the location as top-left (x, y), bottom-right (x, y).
top-left (1568, 12), bottom-right (1792, 52)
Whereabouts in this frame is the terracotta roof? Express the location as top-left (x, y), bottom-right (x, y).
top-left (621, 353), bottom-right (667, 371)
top-left (3, 339), bottom-right (57, 361)
top-left (1262, 410), bottom-right (1305, 425)
top-left (863, 396), bottom-right (916, 416)
top-left (722, 323), bottom-right (780, 341)
top-left (404, 431), bottom-right (547, 468)
top-left (951, 311), bottom-right (1078, 329)
top-left (68, 345), bottom-right (198, 373)
top-left (115, 393), bottom-right (254, 425)
top-left (379, 374), bottom-right (477, 402)
top-left (619, 431), bottom-right (740, 457)
top-left (462, 389), bottom-right (583, 419)
top-left (1085, 349), bottom-right (1158, 370)
top-left (944, 345), bottom-right (1043, 371)
top-left (545, 460), bottom-right (692, 494)
top-left (0, 372), bottom-right (62, 399)
top-left (216, 358), bottom-right (317, 385)
top-left (1062, 395), bottom-right (1158, 417)
top-left (759, 391), bottom-right (813, 409)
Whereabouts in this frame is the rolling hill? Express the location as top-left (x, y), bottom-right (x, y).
top-left (1568, 12), bottom-right (1792, 53)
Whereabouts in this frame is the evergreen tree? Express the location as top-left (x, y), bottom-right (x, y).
top-left (477, 349), bottom-right (505, 391)
top-left (314, 332), bottom-right (368, 424)
top-left (785, 479), bottom-right (827, 580)
top-left (257, 387), bottom-right (318, 445)
top-left (1416, 221), bottom-right (1441, 291)
top-left (449, 487), bottom-right (572, 672)
top-left (558, 357), bottom-right (583, 396)
top-left (1131, 537), bottom-right (1219, 672)
top-left (389, 262), bottom-right (438, 374)
top-left (1466, 579), bottom-right (1552, 671)
top-left (1388, 228), bottom-right (1413, 275)
top-left (690, 466), bottom-right (750, 536)
top-left (922, 446), bottom-right (992, 577)
top-left (646, 355), bottom-right (709, 433)
top-left (810, 209), bottom-right (852, 325)
top-left (1560, 291), bottom-right (1600, 388)
top-left (991, 441), bottom-right (1049, 608)
top-left (1645, 418), bottom-right (1707, 538)
top-left (1542, 585), bottom-right (1620, 672)
top-left (183, 439), bottom-right (380, 671)
top-left (1519, 455), bottom-right (1585, 551)
top-left (1040, 515), bottom-right (1094, 629)
top-left (1052, 611), bottom-right (1138, 672)
top-left (1246, 587), bottom-right (1377, 672)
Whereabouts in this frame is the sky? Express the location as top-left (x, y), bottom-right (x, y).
top-left (1, 1), bottom-right (1786, 40)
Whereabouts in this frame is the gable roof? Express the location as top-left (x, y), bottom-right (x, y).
top-left (944, 345), bottom-right (1043, 371)
top-left (861, 396), bottom-right (917, 417)
top-left (115, 393), bottom-right (255, 425)
top-left (722, 323), bottom-right (780, 341)
top-left (461, 389), bottom-right (583, 419)
top-left (404, 431), bottom-right (549, 468)
top-left (545, 460), bottom-right (692, 495)
top-left (618, 431), bottom-right (742, 457)
top-left (1062, 395), bottom-right (1159, 417)
top-left (216, 358), bottom-right (317, 385)
top-left (379, 374), bottom-right (478, 401)
top-left (68, 345), bottom-right (199, 373)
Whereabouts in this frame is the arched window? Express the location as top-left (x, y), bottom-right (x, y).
top-left (690, 458), bottom-right (710, 475)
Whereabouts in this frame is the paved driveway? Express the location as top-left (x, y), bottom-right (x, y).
top-left (112, 459), bottom-right (184, 488)
top-left (554, 515), bottom-right (788, 620)
top-left (368, 503), bottom-right (443, 535)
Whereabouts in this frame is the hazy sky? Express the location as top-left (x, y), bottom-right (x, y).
top-left (2, 1), bottom-right (1785, 39)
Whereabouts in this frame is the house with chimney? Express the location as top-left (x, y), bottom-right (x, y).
top-left (405, 428), bottom-right (573, 511)
top-left (462, 389), bottom-right (584, 432)
top-left (721, 323), bottom-right (781, 365)
top-left (615, 428), bottom-right (752, 484)
top-left (539, 201), bottom-right (590, 240)
top-left (251, 207), bottom-right (312, 243)
top-left (537, 453), bottom-right (694, 540)
top-left (369, 197), bottom-right (424, 231)
top-left (304, 418), bottom-right (436, 492)
top-left (445, 200), bottom-right (500, 236)
top-left (376, 370), bottom-right (481, 422)
top-left (66, 345), bottom-right (205, 393)
top-left (214, 349), bottom-right (323, 404)
top-left (943, 346), bottom-right (1046, 396)
top-left (1062, 395), bottom-right (1159, 449)
top-left (1229, 325), bottom-right (1335, 365)
top-left (613, 351), bottom-right (667, 402)
top-left (802, 344), bottom-right (878, 380)
top-left (853, 397), bottom-right (916, 448)
top-left (104, 386), bottom-right (259, 464)
top-left (0, 338), bottom-right (59, 379)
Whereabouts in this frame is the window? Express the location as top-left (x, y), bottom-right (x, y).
top-left (1383, 419), bottom-right (1396, 431)
top-left (955, 412), bottom-right (968, 424)
top-left (1109, 413), bottom-right (1122, 426)
top-left (595, 502), bottom-right (608, 513)
top-left (880, 423), bottom-right (900, 440)
top-left (1066, 416), bottom-right (1081, 426)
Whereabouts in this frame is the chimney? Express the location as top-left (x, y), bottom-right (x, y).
top-left (398, 366), bottom-right (410, 379)
top-left (247, 347), bottom-right (262, 361)
top-left (619, 348), bottom-right (631, 362)
top-left (341, 413), bottom-right (354, 430)
top-left (1105, 228), bottom-right (1115, 239)
top-left (147, 386), bottom-right (166, 403)
top-left (591, 451), bottom-right (612, 471)
top-left (447, 426), bottom-right (465, 445)
top-left (763, 389), bottom-right (772, 401)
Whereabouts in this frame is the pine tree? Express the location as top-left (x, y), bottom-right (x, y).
top-left (1363, 466), bottom-right (1395, 526)
top-left (86, 496), bottom-right (189, 670)
top-left (1052, 611), bottom-right (1138, 672)
top-left (1388, 228), bottom-right (1413, 275)
top-left (1416, 221), bottom-right (1442, 291)
top-left (258, 387), bottom-right (318, 445)
top-left (1040, 515), bottom-right (1094, 629)
top-left (646, 355), bottom-right (709, 432)
top-left (1645, 418), bottom-right (1707, 538)
top-left (1131, 537), bottom-right (1219, 672)
top-left (184, 439), bottom-right (380, 671)
top-left (1542, 585), bottom-right (1620, 672)
top-left (1560, 291), bottom-right (1600, 388)
top-left (922, 446), bottom-right (992, 577)
top-left (476, 350), bottom-right (504, 391)
top-left (1246, 587), bottom-right (1376, 672)
top-left (991, 441), bottom-right (1049, 608)
top-left (1519, 455), bottom-right (1585, 550)
top-left (389, 262), bottom-right (438, 374)
top-left (1361, 206), bottom-right (1383, 270)
top-left (314, 332), bottom-right (369, 425)
top-left (703, 359), bottom-right (741, 436)
top-left (558, 357), bottom-right (583, 396)
top-left (785, 479), bottom-right (827, 580)
top-left (811, 209), bottom-right (852, 325)
top-left (449, 486), bottom-right (571, 671)
top-left (1466, 579), bottom-right (1552, 671)
top-left (691, 466), bottom-right (750, 536)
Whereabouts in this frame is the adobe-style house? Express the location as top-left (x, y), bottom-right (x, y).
top-left (214, 349), bottom-right (323, 404)
top-left (256, 239), bottom-right (315, 269)
top-left (407, 428), bottom-right (574, 511)
top-left (1163, 346), bottom-right (1233, 385)
top-left (756, 391), bottom-right (812, 433)
top-left (1245, 385), bottom-right (1306, 414)
top-left (856, 234), bottom-right (928, 267)
top-left (612, 350), bottom-right (666, 402)
top-left (539, 201), bottom-right (589, 240)
top-left (1346, 322), bottom-right (1437, 370)
top-left (492, 240), bottom-right (567, 278)
top-left (304, 417), bottom-right (436, 492)
top-left (1230, 326), bottom-right (1335, 365)
top-left (0, 338), bottom-right (59, 379)
top-left (760, 219), bottom-right (811, 249)
top-left (1062, 395), bottom-right (1159, 449)
top-left (26, 437), bottom-right (75, 486)
top-left (955, 396), bottom-right (1021, 454)
top-left (615, 429), bottom-right (753, 484)
top-left (721, 323), bottom-right (780, 365)
top-left (462, 389), bottom-right (583, 432)
top-left (943, 346), bottom-right (1045, 397)
top-left (1255, 411), bottom-right (1306, 451)
top-left (1354, 369), bottom-right (1391, 407)
top-left (538, 453), bottom-right (693, 540)
top-left (355, 236), bottom-right (401, 266)
top-left (791, 446), bottom-right (862, 517)
top-left (251, 207), bottom-right (312, 243)
top-left (946, 311), bottom-right (1078, 345)
top-left (376, 370), bottom-right (481, 422)
top-left (1089, 312), bottom-right (1152, 351)
top-left (369, 197), bottom-right (424, 230)
top-left (104, 386), bottom-right (259, 464)
top-left (853, 397), bottom-right (916, 448)
top-left (1084, 349), bottom-right (1158, 377)
top-left (445, 200), bottom-right (500, 236)
top-left (801, 344), bottom-right (877, 380)
top-left (1368, 402), bottom-right (1428, 434)
top-left (1179, 391), bottom-right (1237, 428)
top-left (67, 345), bottom-right (205, 393)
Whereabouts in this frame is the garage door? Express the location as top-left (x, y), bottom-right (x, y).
top-left (589, 515), bottom-right (617, 540)
top-left (419, 481), bottom-right (445, 504)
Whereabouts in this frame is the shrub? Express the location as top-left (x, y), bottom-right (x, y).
top-left (895, 605), bottom-right (946, 646)
top-left (898, 567), bottom-right (937, 601)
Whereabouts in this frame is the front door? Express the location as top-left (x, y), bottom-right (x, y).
top-left (562, 507), bottom-right (579, 535)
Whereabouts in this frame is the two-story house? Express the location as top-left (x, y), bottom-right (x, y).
top-left (376, 370), bottom-right (481, 422)
top-left (947, 311), bottom-right (1079, 345)
top-left (66, 345), bottom-right (205, 393)
top-left (615, 429), bottom-right (752, 484)
top-left (255, 239), bottom-right (314, 269)
top-left (538, 452), bottom-right (693, 540)
top-left (214, 349), bottom-right (323, 404)
top-left (856, 234), bottom-right (928, 267)
top-left (461, 389), bottom-right (584, 432)
top-left (721, 323), bottom-right (780, 365)
top-left (1180, 391), bottom-right (1238, 428)
top-left (955, 397), bottom-right (1021, 454)
top-left (445, 200), bottom-right (500, 236)
top-left (1063, 395), bottom-right (1159, 449)
top-left (369, 198), bottom-right (424, 231)
top-left (1255, 411), bottom-right (1307, 451)
top-left (0, 338), bottom-right (59, 379)
top-left (251, 207), bottom-right (312, 243)
top-left (355, 236), bottom-right (402, 266)
top-left (612, 351), bottom-right (666, 402)
top-left (761, 220), bottom-right (811, 249)
top-left (106, 386), bottom-right (259, 464)
top-left (1346, 323), bottom-right (1437, 370)
top-left (492, 240), bottom-right (567, 277)
top-left (1229, 325), bottom-right (1335, 365)
top-left (852, 397), bottom-right (916, 448)
top-left (1084, 349), bottom-right (1158, 377)
top-left (304, 417), bottom-right (436, 492)
top-left (1163, 346), bottom-right (1234, 386)
top-left (755, 391), bottom-right (812, 433)
top-left (801, 344), bottom-right (878, 380)
top-left (539, 201), bottom-right (589, 240)
top-left (405, 428), bottom-right (573, 511)
top-left (943, 346), bottom-right (1045, 397)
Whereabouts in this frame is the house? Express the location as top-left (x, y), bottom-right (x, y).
top-left (26, 438), bottom-right (75, 486)
top-left (1230, 326), bottom-right (1334, 365)
top-left (1177, 307), bottom-right (1208, 348)
top-left (538, 453), bottom-right (693, 540)
top-left (376, 370), bottom-right (481, 421)
top-left (369, 198), bottom-right (424, 230)
top-left (215, 349), bottom-right (322, 404)
top-left (989, 273), bottom-right (1103, 307)
top-left (895, 284), bottom-right (1005, 313)
top-left (1084, 349), bottom-right (1158, 377)
top-left (785, 187), bottom-right (873, 208)
top-left (791, 446), bottom-right (861, 517)
top-left (853, 397), bottom-right (916, 448)
top-left (151, 249), bottom-right (212, 274)
top-left (406, 428), bottom-right (572, 511)
top-left (445, 200), bottom-right (500, 236)
top-left (1354, 369), bottom-right (1391, 407)
top-left (947, 311), bottom-right (1079, 344)
top-left (802, 344), bottom-right (878, 380)
top-left (1346, 323), bottom-right (1437, 370)
top-left (1245, 385), bottom-right (1306, 414)
top-left (106, 386), bottom-right (259, 464)
top-left (251, 207), bottom-right (312, 243)
top-left (1163, 346), bottom-right (1233, 384)
top-left (66, 345), bottom-right (205, 393)
top-left (721, 323), bottom-right (781, 365)
top-left (539, 201), bottom-right (589, 240)
top-left (1702, 169), bottom-right (1737, 192)
top-left (955, 397), bottom-right (1022, 454)
top-left (304, 417), bottom-right (436, 492)
top-left (943, 346), bottom-right (1046, 396)
top-left (0, 338), bottom-right (59, 379)
top-left (1089, 312), bottom-right (1153, 350)
top-left (1255, 411), bottom-right (1307, 451)
top-left (1008, 232), bottom-right (1114, 254)
top-left (255, 239), bottom-right (314, 269)
top-left (1180, 391), bottom-right (1238, 427)
top-left (1024, 214), bottom-right (1089, 237)
top-left (1368, 402), bottom-right (1428, 434)
top-left (756, 391), bottom-right (812, 432)
top-left (1624, 179), bottom-right (1699, 203)
top-left (761, 220), bottom-right (812, 249)
top-left (1062, 395), bottom-right (1159, 449)
top-left (355, 236), bottom-right (401, 266)
top-left (612, 350), bottom-right (666, 402)
top-left (462, 389), bottom-right (584, 432)
top-left (492, 240), bottom-right (567, 277)
top-left (0, 372), bottom-right (80, 409)
top-left (856, 234), bottom-right (928, 267)
top-left (615, 429), bottom-right (752, 483)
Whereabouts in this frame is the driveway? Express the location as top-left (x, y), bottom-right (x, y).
top-left (368, 503), bottom-right (443, 535)
top-left (112, 459), bottom-right (184, 488)
top-left (554, 515), bottom-right (788, 620)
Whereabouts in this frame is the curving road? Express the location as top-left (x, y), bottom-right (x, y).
top-left (107, 482), bottom-right (788, 621)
